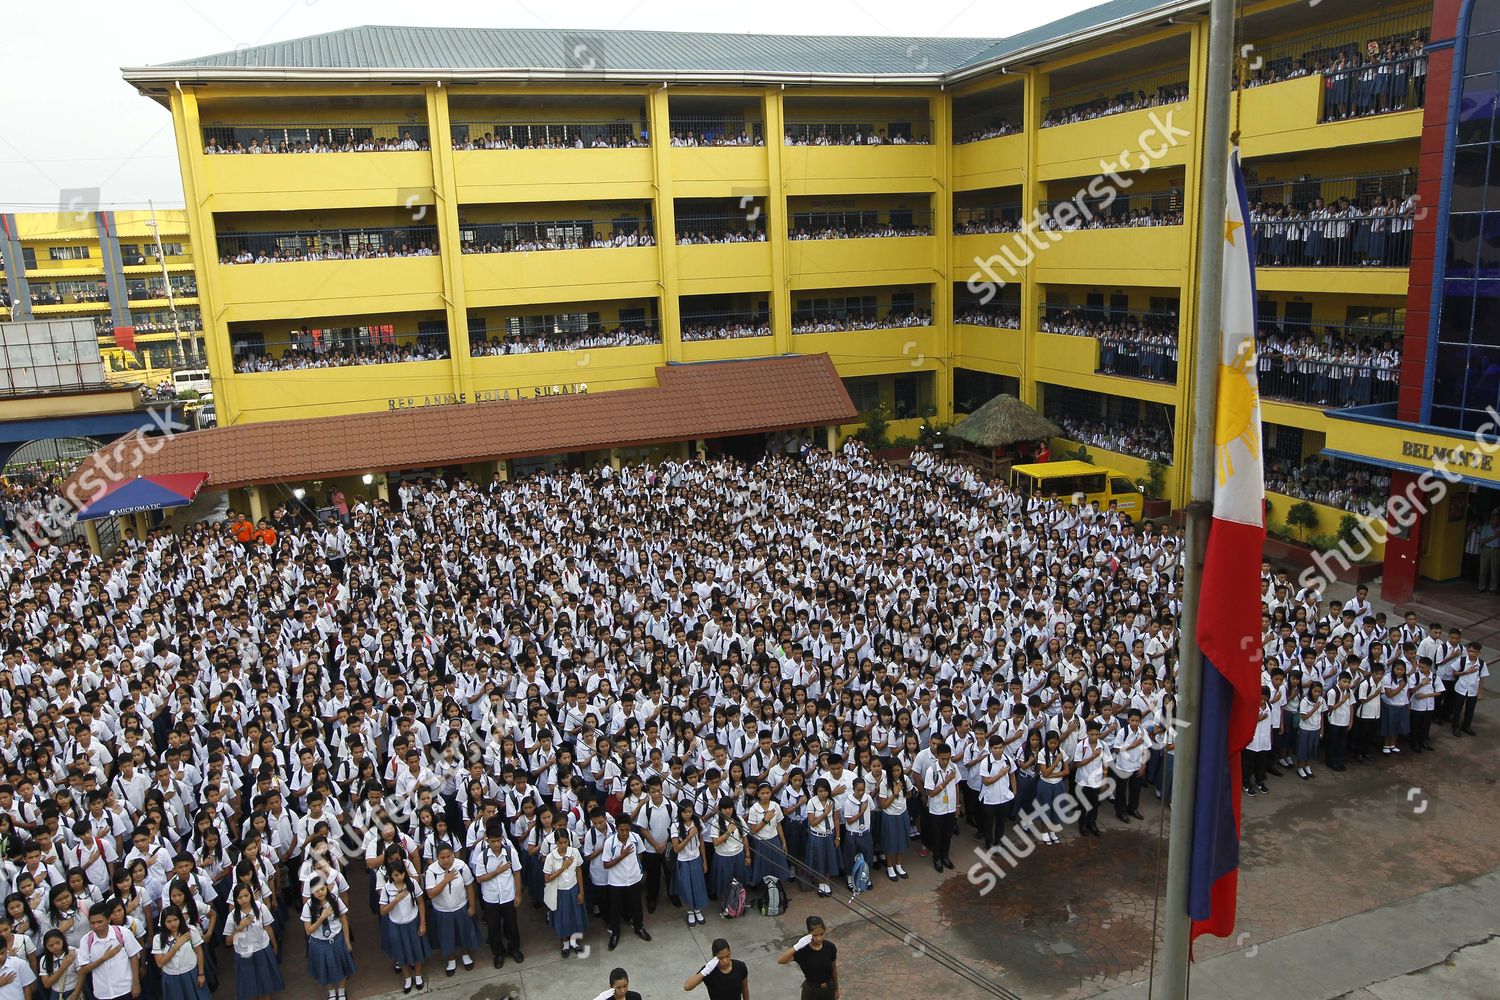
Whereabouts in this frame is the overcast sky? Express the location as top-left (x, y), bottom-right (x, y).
top-left (0, 0), bottom-right (1100, 213)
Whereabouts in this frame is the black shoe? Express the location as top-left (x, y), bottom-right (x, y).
top-left (493, 955), bottom-right (504, 969)
top-left (1267, 766), bottom-right (1284, 777)
top-left (1422, 742), bottom-right (1436, 751)
top-left (1463, 728), bottom-right (1477, 735)
top-left (1257, 783), bottom-right (1269, 793)
top-left (942, 857), bottom-right (955, 870)
top-left (634, 926), bottom-right (652, 942)
top-left (1116, 813), bottom-right (1130, 824)
top-left (608, 932), bottom-right (620, 951)
top-left (461, 956), bottom-right (474, 971)
top-left (510, 950), bottom-right (524, 964)
top-left (646, 902), bottom-right (657, 914)
top-left (934, 858), bottom-right (944, 872)
top-left (1129, 810), bottom-right (1145, 820)
top-left (1244, 785), bottom-right (1257, 796)
top-left (668, 896), bottom-right (682, 908)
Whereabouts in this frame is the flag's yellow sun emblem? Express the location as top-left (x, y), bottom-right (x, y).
top-left (1215, 343), bottom-right (1260, 486)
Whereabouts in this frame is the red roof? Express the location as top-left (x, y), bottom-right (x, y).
top-left (68, 354), bottom-right (856, 492)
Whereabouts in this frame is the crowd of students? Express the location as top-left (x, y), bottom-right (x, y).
top-left (1051, 206), bottom-right (1185, 231)
top-left (1055, 416), bottom-right (1175, 465)
top-left (783, 129), bottom-right (931, 146)
top-left (955, 308), bottom-right (1021, 330)
top-left (1241, 34), bottom-right (1429, 120)
top-left (788, 223), bottom-right (932, 241)
top-left (0, 436), bottom-right (1483, 1000)
top-left (468, 327), bottom-right (660, 357)
top-left (1248, 194), bottom-right (1419, 268)
top-left (790, 311), bottom-right (932, 335)
top-left (1041, 83), bottom-right (1190, 128)
top-left (669, 130), bottom-right (764, 147)
top-left (232, 343), bottom-right (451, 373)
top-left (1264, 456), bottom-right (1393, 515)
top-left (460, 232), bottom-right (655, 254)
top-left (451, 132), bottom-right (650, 150)
top-left (680, 321), bottom-right (771, 343)
top-left (219, 245), bottom-right (437, 266)
top-left (675, 229), bottom-right (766, 246)
top-left (955, 121), bottom-right (1020, 144)
top-left (1255, 328), bottom-right (1402, 407)
top-left (204, 133), bottom-right (428, 154)
top-left (1043, 312), bottom-right (1179, 383)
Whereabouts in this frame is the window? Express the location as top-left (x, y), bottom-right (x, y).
top-left (843, 377), bottom-right (881, 413)
top-left (21, 248), bottom-right (36, 270)
top-left (1111, 477), bottom-right (1137, 494)
top-left (48, 245), bottom-right (90, 261)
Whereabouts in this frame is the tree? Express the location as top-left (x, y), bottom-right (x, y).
top-left (855, 403), bottom-right (891, 449)
top-left (1136, 459), bottom-right (1168, 501)
top-left (1285, 501), bottom-right (1320, 543)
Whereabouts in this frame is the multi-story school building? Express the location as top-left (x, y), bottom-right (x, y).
top-left (0, 209), bottom-right (206, 370)
top-left (109, 0), bottom-right (1497, 601)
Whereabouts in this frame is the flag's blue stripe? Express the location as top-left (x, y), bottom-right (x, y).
top-left (1230, 150), bottom-right (1259, 305)
top-left (1189, 657), bottom-right (1240, 922)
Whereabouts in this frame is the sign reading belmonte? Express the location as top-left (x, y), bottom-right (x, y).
top-left (388, 382), bottom-right (589, 410)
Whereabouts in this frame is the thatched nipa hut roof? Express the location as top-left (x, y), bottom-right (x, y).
top-left (948, 394), bottom-right (1061, 448)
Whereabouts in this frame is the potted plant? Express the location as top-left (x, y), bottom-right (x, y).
top-left (1135, 459), bottom-right (1170, 519)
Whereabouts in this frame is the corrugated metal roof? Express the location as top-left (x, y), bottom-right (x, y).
top-left (133, 0), bottom-right (1204, 81)
top-left (155, 25), bottom-right (999, 75)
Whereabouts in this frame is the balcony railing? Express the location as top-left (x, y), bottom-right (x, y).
top-left (788, 210), bottom-right (932, 239)
top-left (674, 215), bottom-right (767, 244)
top-left (451, 121), bottom-right (648, 149)
top-left (232, 331), bottom-right (450, 372)
top-left (680, 311), bottom-right (772, 343)
top-left (460, 220), bottom-right (653, 253)
top-left (791, 308), bottom-right (932, 334)
top-left (783, 119), bottom-right (934, 145)
top-left (1256, 324), bottom-right (1402, 407)
top-left (218, 226), bottom-right (440, 263)
top-left (1054, 417), bottom-right (1175, 465)
top-left (471, 323), bottom-right (660, 356)
top-left (1042, 67), bottom-right (1190, 128)
top-left (1249, 213), bottom-right (1414, 267)
top-left (202, 122), bottom-right (430, 154)
top-left (28, 285), bottom-right (111, 306)
top-left (668, 117), bottom-right (765, 146)
top-left (126, 278), bottom-right (197, 300)
top-left (954, 204), bottom-right (1024, 234)
top-left (953, 115), bottom-right (1022, 145)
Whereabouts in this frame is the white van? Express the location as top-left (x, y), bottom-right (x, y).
top-left (172, 368), bottom-right (212, 395)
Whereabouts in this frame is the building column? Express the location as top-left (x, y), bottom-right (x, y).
top-left (246, 485), bottom-right (266, 523)
top-left (425, 83), bottom-right (474, 398)
top-left (133, 511), bottom-right (150, 538)
top-left (648, 87), bottom-right (684, 363)
top-left (83, 520), bottom-right (101, 556)
top-left (764, 89), bottom-right (792, 358)
top-left (825, 425), bottom-right (837, 452)
top-left (116, 515), bottom-right (133, 542)
top-left (1381, 470), bottom-right (1424, 605)
top-left (610, 449), bottom-right (622, 471)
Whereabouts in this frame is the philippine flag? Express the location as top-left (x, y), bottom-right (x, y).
top-left (1189, 149), bottom-right (1265, 941)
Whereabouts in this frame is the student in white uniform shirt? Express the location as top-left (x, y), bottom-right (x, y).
top-left (1110, 710), bottom-right (1149, 823)
top-left (470, 825), bottom-right (524, 969)
top-left (422, 842), bottom-right (478, 977)
top-left (922, 743), bottom-right (961, 872)
top-left (0, 930), bottom-right (36, 1000)
top-left (1072, 721), bottom-right (1112, 837)
top-left (976, 736), bottom-right (1016, 849)
top-left (600, 816), bottom-right (651, 950)
top-left (77, 902), bottom-right (141, 1000)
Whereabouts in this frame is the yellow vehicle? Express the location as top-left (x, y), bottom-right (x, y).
top-left (1010, 460), bottom-right (1144, 521)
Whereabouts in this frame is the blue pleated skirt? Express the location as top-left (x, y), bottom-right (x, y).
top-left (161, 970), bottom-right (211, 1000)
top-left (549, 887), bottom-right (589, 941)
top-left (1295, 728), bottom-right (1321, 761)
top-left (1380, 703), bottom-right (1411, 737)
top-left (749, 838), bottom-right (791, 882)
top-left (234, 946), bottom-right (284, 1000)
top-left (675, 858), bottom-right (709, 910)
top-left (428, 906), bottom-right (479, 955)
top-left (306, 937), bottom-right (355, 986)
top-left (709, 850), bottom-right (750, 899)
top-left (380, 916), bottom-right (429, 967)
top-left (841, 828), bottom-right (874, 870)
top-left (804, 832), bottom-right (840, 880)
top-left (877, 812), bottom-right (909, 853)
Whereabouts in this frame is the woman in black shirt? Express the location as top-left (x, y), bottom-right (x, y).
top-left (777, 915), bottom-right (839, 1000)
top-left (685, 938), bottom-right (751, 999)
top-left (592, 966), bottom-right (643, 1000)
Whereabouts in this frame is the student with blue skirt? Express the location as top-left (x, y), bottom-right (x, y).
top-left (38, 929), bottom-right (80, 1000)
top-left (377, 861), bottom-right (427, 994)
top-left (541, 829), bottom-right (588, 958)
top-left (422, 842), bottom-right (478, 977)
top-left (669, 802), bottom-right (709, 928)
top-left (803, 779), bottom-right (841, 897)
top-left (707, 799), bottom-right (751, 902)
top-left (747, 783), bottom-right (791, 885)
top-left (777, 771), bottom-right (810, 887)
top-left (301, 880), bottom-right (355, 1000)
top-left (224, 884), bottom-right (281, 1000)
top-left (876, 762), bottom-right (912, 880)
top-left (152, 907), bottom-right (209, 1000)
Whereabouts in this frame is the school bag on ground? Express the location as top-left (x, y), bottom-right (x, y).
top-left (759, 876), bottom-right (787, 916)
top-left (721, 878), bottom-right (747, 918)
top-left (848, 853), bottom-right (871, 896)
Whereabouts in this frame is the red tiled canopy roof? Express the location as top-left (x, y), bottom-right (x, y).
top-left (70, 354), bottom-right (856, 494)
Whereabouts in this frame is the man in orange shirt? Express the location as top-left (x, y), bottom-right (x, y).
top-left (254, 519), bottom-right (278, 549)
top-left (231, 512), bottom-right (254, 547)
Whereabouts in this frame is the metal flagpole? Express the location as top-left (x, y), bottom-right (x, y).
top-left (146, 199), bottom-right (186, 366)
top-left (1159, 0), bottom-right (1237, 995)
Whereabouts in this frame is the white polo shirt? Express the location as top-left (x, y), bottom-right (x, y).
top-left (469, 840), bottom-right (520, 906)
top-left (79, 925), bottom-right (141, 1000)
top-left (423, 858), bottom-right (474, 913)
top-left (602, 832), bottom-right (644, 887)
top-left (924, 762), bottom-right (960, 815)
top-left (0, 955), bottom-right (35, 1000)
